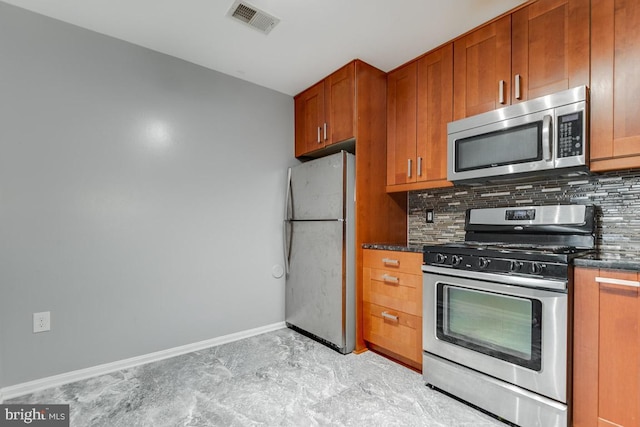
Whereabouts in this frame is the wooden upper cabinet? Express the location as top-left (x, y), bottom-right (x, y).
top-left (590, 0), bottom-right (640, 171)
top-left (511, 0), bottom-right (589, 102)
top-left (387, 44), bottom-right (453, 191)
top-left (454, 0), bottom-right (589, 120)
top-left (387, 62), bottom-right (417, 186)
top-left (295, 81), bottom-right (325, 157)
top-left (294, 62), bottom-right (355, 157)
top-left (573, 267), bottom-right (640, 427)
top-left (416, 44), bottom-right (453, 188)
top-left (453, 15), bottom-right (511, 120)
top-left (325, 63), bottom-right (356, 146)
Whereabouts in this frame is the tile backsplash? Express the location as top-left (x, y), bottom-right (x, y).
top-left (408, 170), bottom-right (640, 253)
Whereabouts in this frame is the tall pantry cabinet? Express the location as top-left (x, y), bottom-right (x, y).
top-left (293, 60), bottom-right (408, 352)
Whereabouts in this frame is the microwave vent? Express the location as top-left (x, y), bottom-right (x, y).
top-left (227, 1), bottom-right (280, 35)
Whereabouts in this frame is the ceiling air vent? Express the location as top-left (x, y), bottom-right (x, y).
top-left (227, 1), bottom-right (280, 35)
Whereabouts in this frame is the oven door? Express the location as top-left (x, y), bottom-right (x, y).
top-left (423, 267), bottom-right (568, 403)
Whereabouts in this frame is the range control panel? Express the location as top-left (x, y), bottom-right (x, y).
top-left (423, 252), bottom-right (568, 281)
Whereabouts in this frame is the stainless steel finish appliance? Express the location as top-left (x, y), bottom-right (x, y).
top-left (447, 86), bottom-right (589, 184)
top-left (423, 205), bottom-right (595, 427)
top-left (283, 151), bottom-right (355, 354)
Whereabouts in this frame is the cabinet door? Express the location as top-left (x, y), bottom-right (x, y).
top-left (416, 44), bottom-right (453, 184)
top-left (590, 0), bottom-right (640, 170)
top-left (453, 15), bottom-right (511, 120)
top-left (573, 267), bottom-right (599, 427)
top-left (511, 0), bottom-right (589, 102)
top-left (596, 270), bottom-right (640, 427)
top-left (325, 62), bottom-right (355, 146)
top-left (294, 81), bottom-right (325, 157)
top-left (387, 62), bottom-right (417, 185)
top-left (573, 267), bottom-right (640, 427)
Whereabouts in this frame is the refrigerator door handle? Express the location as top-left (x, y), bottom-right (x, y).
top-left (283, 220), bottom-right (292, 276)
top-left (283, 168), bottom-right (292, 275)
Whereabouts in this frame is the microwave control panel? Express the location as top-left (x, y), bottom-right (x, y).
top-left (557, 111), bottom-right (584, 158)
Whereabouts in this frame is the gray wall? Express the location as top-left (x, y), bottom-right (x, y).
top-left (0, 3), bottom-right (295, 387)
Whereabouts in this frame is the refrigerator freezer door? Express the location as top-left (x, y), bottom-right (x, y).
top-left (289, 151), bottom-right (346, 220)
top-left (285, 220), bottom-right (347, 351)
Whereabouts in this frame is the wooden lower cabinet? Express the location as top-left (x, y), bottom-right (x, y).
top-left (363, 249), bottom-right (423, 370)
top-left (573, 267), bottom-right (640, 427)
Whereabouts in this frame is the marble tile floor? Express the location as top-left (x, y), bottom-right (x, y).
top-left (8, 328), bottom-right (507, 426)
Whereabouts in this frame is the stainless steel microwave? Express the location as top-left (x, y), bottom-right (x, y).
top-left (447, 86), bottom-right (588, 184)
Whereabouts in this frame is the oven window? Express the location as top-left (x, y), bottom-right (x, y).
top-left (436, 284), bottom-right (542, 371)
top-left (455, 121), bottom-right (542, 172)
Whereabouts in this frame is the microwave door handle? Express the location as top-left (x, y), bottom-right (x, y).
top-left (542, 114), bottom-right (553, 161)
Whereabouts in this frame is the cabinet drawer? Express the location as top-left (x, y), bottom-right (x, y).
top-left (363, 302), bottom-right (422, 365)
top-left (363, 249), bottom-right (422, 273)
top-left (364, 268), bottom-right (422, 316)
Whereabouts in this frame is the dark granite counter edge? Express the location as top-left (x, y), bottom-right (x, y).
top-left (362, 243), bottom-right (423, 253)
top-left (574, 253), bottom-right (640, 272)
top-left (362, 244), bottom-right (640, 271)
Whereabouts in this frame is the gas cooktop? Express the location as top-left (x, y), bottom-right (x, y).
top-left (423, 205), bottom-right (596, 281)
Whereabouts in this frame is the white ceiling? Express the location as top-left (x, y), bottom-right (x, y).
top-left (2, 0), bottom-right (527, 96)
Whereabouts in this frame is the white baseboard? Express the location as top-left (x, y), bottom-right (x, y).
top-left (0, 322), bottom-right (286, 403)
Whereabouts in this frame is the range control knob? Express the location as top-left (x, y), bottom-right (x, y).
top-left (509, 261), bottom-right (523, 272)
top-left (451, 255), bottom-right (463, 266)
top-left (435, 253), bottom-right (447, 264)
top-left (530, 262), bottom-right (543, 274)
top-left (478, 257), bottom-right (490, 269)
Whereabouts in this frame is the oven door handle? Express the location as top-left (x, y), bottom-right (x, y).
top-left (422, 264), bottom-right (567, 291)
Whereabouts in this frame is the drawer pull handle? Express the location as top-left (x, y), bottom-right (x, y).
top-left (382, 274), bottom-right (399, 284)
top-left (381, 311), bottom-right (399, 322)
top-left (382, 258), bottom-right (399, 266)
top-left (595, 277), bottom-right (640, 288)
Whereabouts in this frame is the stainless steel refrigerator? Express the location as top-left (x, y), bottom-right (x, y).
top-left (283, 151), bottom-right (355, 354)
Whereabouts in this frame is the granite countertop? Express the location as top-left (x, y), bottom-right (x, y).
top-left (574, 251), bottom-right (640, 272)
top-left (362, 243), bottom-right (423, 253)
top-left (362, 244), bottom-right (640, 272)
top-left (363, 243), bottom-right (640, 272)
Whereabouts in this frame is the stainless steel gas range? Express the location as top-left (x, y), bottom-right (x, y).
top-left (422, 204), bottom-right (595, 427)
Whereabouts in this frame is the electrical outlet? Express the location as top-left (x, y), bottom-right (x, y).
top-left (426, 209), bottom-right (435, 223)
top-left (33, 311), bottom-right (51, 333)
